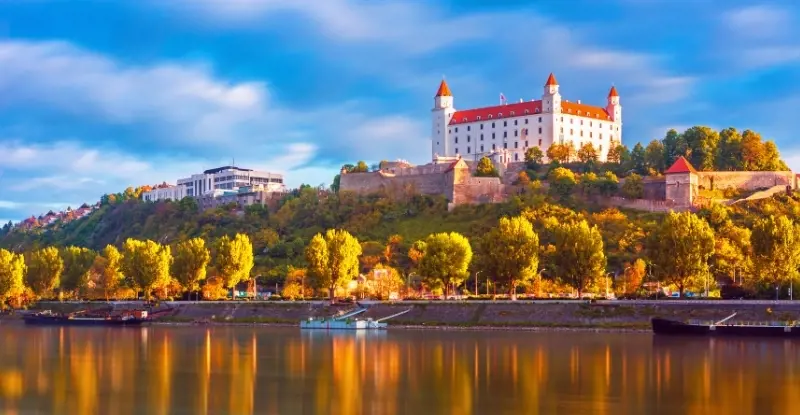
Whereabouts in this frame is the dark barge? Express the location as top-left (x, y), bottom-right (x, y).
top-left (652, 313), bottom-right (800, 338)
top-left (23, 309), bottom-right (150, 326)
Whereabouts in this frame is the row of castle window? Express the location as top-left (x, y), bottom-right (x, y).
top-left (452, 106), bottom-right (612, 123)
top-left (454, 128), bottom-right (610, 143)
top-left (451, 118), bottom-right (616, 134)
top-left (456, 139), bottom-right (546, 155)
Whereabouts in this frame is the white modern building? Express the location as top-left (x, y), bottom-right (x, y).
top-left (142, 185), bottom-right (187, 202)
top-left (177, 166), bottom-right (285, 198)
top-left (431, 73), bottom-right (622, 163)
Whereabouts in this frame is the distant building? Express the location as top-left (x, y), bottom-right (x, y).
top-left (432, 73), bottom-right (622, 163)
top-left (177, 166), bottom-right (285, 198)
top-left (142, 185), bottom-right (187, 202)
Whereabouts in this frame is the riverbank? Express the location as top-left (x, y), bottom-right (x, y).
top-left (9, 300), bottom-right (800, 331)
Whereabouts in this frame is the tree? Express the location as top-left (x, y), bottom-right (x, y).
top-left (407, 240), bottom-right (426, 275)
top-left (644, 140), bottom-right (665, 173)
top-left (0, 248), bottom-right (26, 306)
top-left (577, 143), bottom-right (599, 163)
top-left (550, 220), bottom-right (606, 297)
top-left (305, 229), bottom-right (362, 301)
top-left (630, 142), bottom-right (646, 175)
top-left (547, 143), bottom-right (572, 163)
top-left (683, 126), bottom-right (719, 171)
top-left (751, 216), bottom-right (800, 292)
top-left (621, 173), bottom-right (644, 199)
top-left (26, 247), bottom-right (63, 297)
top-left (475, 157), bottom-right (498, 177)
top-left (715, 127), bottom-right (743, 171)
top-left (353, 161), bottom-right (369, 173)
top-left (516, 171), bottom-right (531, 186)
top-left (741, 130), bottom-right (765, 171)
top-left (370, 264), bottom-right (404, 300)
top-left (418, 232), bottom-right (472, 296)
top-left (97, 245), bottom-right (124, 300)
top-left (662, 128), bottom-right (688, 166)
top-left (618, 258), bottom-right (646, 295)
top-left (524, 147), bottom-right (544, 168)
top-left (60, 246), bottom-right (97, 296)
top-left (214, 234), bottom-right (254, 290)
top-left (172, 238), bottom-right (210, 296)
top-left (122, 239), bottom-right (172, 300)
top-left (481, 216), bottom-right (539, 298)
top-left (606, 142), bottom-right (624, 164)
top-left (648, 212), bottom-right (715, 296)
top-left (548, 167), bottom-right (577, 199)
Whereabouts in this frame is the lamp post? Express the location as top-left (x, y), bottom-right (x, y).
top-left (475, 271), bottom-right (482, 297)
top-left (622, 266), bottom-right (632, 297)
top-left (648, 263), bottom-right (659, 299)
top-left (706, 265), bottom-right (715, 298)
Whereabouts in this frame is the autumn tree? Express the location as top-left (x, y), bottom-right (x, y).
top-left (547, 143), bottom-right (572, 163)
top-left (214, 234), bottom-right (254, 290)
top-left (60, 246), bottom-right (97, 296)
top-left (648, 212), bottom-right (715, 296)
top-left (370, 264), bottom-right (405, 300)
top-left (26, 247), bottom-right (63, 297)
top-left (407, 240), bottom-right (426, 275)
top-left (480, 216), bottom-right (539, 299)
top-left (683, 126), bottom-right (719, 171)
top-left (0, 248), bottom-right (26, 306)
top-left (305, 229), bottom-right (362, 301)
top-left (715, 127), bottom-right (743, 171)
top-left (172, 238), bottom-right (210, 297)
top-left (618, 258), bottom-right (646, 295)
top-left (418, 232), bottom-right (472, 296)
top-left (577, 143), bottom-right (598, 163)
top-left (606, 142), bottom-right (624, 164)
top-left (550, 219), bottom-right (606, 297)
top-left (644, 139), bottom-right (665, 173)
top-left (621, 173), bottom-right (644, 199)
top-left (122, 239), bottom-right (172, 300)
top-left (751, 216), bottom-right (800, 292)
top-left (548, 167), bottom-right (577, 199)
top-left (97, 245), bottom-right (124, 300)
top-left (524, 147), bottom-right (544, 168)
top-left (475, 157), bottom-right (499, 177)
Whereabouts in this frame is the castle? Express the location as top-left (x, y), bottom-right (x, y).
top-left (432, 73), bottom-right (622, 163)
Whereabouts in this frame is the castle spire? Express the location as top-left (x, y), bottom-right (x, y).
top-left (435, 79), bottom-right (452, 97)
top-left (608, 85), bottom-right (619, 98)
top-left (544, 72), bottom-right (558, 87)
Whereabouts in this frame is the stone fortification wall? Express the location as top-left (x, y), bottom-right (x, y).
top-left (452, 177), bottom-right (506, 206)
top-left (696, 171), bottom-right (795, 191)
top-left (642, 177), bottom-right (666, 200)
top-left (340, 170), bottom-right (447, 196)
top-left (599, 196), bottom-right (679, 212)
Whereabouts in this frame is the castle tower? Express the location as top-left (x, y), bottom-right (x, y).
top-left (606, 86), bottom-right (621, 122)
top-left (432, 79), bottom-right (456, 161)
top-left (542, 73), bottom-right (562, 113)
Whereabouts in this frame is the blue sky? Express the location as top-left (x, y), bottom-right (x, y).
top-left (1, 0), bottom-right (800, 223)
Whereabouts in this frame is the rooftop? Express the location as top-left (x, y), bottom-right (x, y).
top-left (203, 166), bottom-right (254, 174)
top-left (664, 156), bottom-right (697, 174)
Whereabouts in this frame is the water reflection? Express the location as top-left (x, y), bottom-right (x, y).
top-left (1, 326), bottom-right (800, 414)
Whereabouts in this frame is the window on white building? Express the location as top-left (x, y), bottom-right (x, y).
top-left (514, 142), bottom-right (518, 148)
top-left (570, 118), bottom-right (573, 124)
top-left (589, 132), bottom-right (593, 138)
top-left (580, 131), bottom-right (583, 137)
top-left (480, 134), bottom-right (484, 141)
top-left (525, 119), bottom-right (529, 124)
top-left (467, 126), bottom-right (471, 131)
top-left (481, 145), bottom-right (484, 152)
top-left (467, 147), bottom-right (471, 154)
top-left (514, 130), bottom-right (518, 137)
top-left (492, 122), bottom-right (495, 128)
top-left (492, 133), bottom-right (496, 139)
top-left (525, 141), bottom-right (529, 147)
top-left (569, 129), bottom-right (573, 135)
top-left (467, 136), bottom-right (471, 142)
top-left (503, 121), bottom-right (507, 127)
top-left (514, 120), bottom-right (518, 126)
top-left (515, 153), bottom-right (519, 161)
top-left (538, 139), bottom-right (542, 146)
top-left (503, 143), bottom-right (507, 149)
top-left (492, 144), bottom-right (496, 150)
top-left (455, 127), bottom-right (458, 132)
top-left (600, 145), bottom-right (603, 152)
top-left (456, 148), bottom-right (459, 153)
top-left (455, 137), bottom-right (458, 143)
top-left (480, 123), bottom-right (484, 129)
top-left (538, 117), bottom-right (542, 122)
top-left (560, 127), bottom-right (564, 133)
top-left (538, 127), bottom-right (542, 134)
top-left (503, 131), bottom-right (507, 138)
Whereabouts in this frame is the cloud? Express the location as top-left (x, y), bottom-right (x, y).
top-left (722, 6), bottom-right (790, 39)
top-left (0, 40), bottom-right (270, 146)
top-left (718, 5), bottom-right (800, 69)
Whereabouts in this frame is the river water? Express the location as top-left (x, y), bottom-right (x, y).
top-left (0, 325), bottom-right (798, 414)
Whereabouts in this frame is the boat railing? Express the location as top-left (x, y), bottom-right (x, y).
top-left (688, 319), bottom-right (795, 327)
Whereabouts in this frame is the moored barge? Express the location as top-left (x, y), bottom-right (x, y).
top-left (23, 309), bottom-right (149, 326)
top-left (652, 313), bottom-right (800, 338)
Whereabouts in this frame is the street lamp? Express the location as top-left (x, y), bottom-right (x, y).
top-left (475, 271), bottom-right (482, 297)
top-left (706, 265), bottom-right (715, 298)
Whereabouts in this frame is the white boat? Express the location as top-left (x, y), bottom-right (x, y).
top-left (300, 306), bottom-right (411, 330)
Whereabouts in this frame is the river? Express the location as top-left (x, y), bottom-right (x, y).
top-left (0, 325), bottom-right (798, 414)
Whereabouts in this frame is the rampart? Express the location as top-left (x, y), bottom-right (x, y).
top-left (695, 171), bottom-right (795, 191)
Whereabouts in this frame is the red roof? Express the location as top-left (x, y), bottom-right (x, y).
top-left (545, 73), bottom-right (558, 86)
top-left (449, 100), bottom-right (543, 125)
top-left (449, 100), bottom-right (610, 125)
top-left (435, 80), bottom-right (452, 97)
top-left (664, 156), bottom-right (697, 174)
top-left (608, 86), bottom-right (619, 97)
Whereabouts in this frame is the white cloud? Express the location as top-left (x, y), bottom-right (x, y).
top-left (0, 40), bottom-right (270, 145)
top-left (723, 6), bottom-right (790, 39)
top-left (718, 6), bottom-right (800, 69)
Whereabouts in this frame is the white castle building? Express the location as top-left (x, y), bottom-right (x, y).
top-left (431, 73), bottom-right (622, 163)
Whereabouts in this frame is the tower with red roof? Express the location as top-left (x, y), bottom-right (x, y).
top-left (665, 156), bottom-right (699, 206)
top-left (432, 79), bottom-right (457, 160)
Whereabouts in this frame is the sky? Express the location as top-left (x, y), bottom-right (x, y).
top-left (1, 0), bottom-right (800, 224)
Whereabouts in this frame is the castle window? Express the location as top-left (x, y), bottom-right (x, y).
top-left (599, 123), bottom-right (603, 128)
top-left (492, 133), bottom-right (496, 139)
top-left (480, 134), bottom-right (484, 141)
top-left (589, 132), bottom-right (593, 138)
top-left (504, 121), bottom-right (507, 127)
top-left (510, 111), bottom-right (515, 116)
top-left (488, 115), bottom-right (493, 119)
top-left (462, 118), bottom-right (467, 122)
top-left (538, 139), bottom-right (542, 146)
top-left (492, 122), bottom-right (495, 128)
top-left (503, 143), bottom-right (508, 149)
top-left (570, 119), bottom-right (573, 124)
top-left (570, 129), bottom-right (573, 135)
top-left (600, 133), bottom-right (603, 139)
top-left (538, 127), bottom-right (542, 134)
top-left (560, 127), bottom-right (564, 133)
top-left (535, 108), bottom-right (540, 113)
top-left (503, 131), bottom-right (507, 138)
top-left (514, 120), bottom-right (518, 126)
top-left (610, 125), bottom-right (613, 130)
top-left (514, 142), bottom-right (518, 149)
top-left (492, 144), bottom-right (496, 150)
top-left (525, 119), bottom-right (529, 124)
top-left (467, 136), bottom-right (471, 142)
top-left (578, 111), bottom-right (582, 115)
top-left (514, 153), bottom-right (519, 161)
top-left (525, 141), bottom-right (529, 147)
top-left (467, 147), bottom-right (471, 154)
top-left (455, 127), bottom-right (458, 132)
top-left (455, 137), bottom-right (458, 143)
top-left (467, 126), bottom-right (471, 131)
top-left (581, 120), bottom-right (584, 125)
top-left (456, 148), bottom-right (459, 154)
top-left (481, 145), bottom-right (484, 152)
top-left (448, 129), bottom-right (451, 134)
top-left (590, 121), bottom-right (593, 127)
top-left (580, 131), bottom-right (583, 137)
top-left (524, 110), bottom-right (529, 114)
top-left (560, 117), bottom-right (564, 122)
top-left (600, 145), bottom-right (603, 152)
top-left (514, 130), bottom-right (518, 137)
top-left (499, 113), bottom-right (503, 118)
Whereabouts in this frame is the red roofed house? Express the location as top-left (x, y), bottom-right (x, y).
top-left (431, 73), bottom-right (622, 164)
top-left (665, 156), bottom-right (699, 207)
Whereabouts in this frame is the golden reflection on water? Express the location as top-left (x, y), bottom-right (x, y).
top-left (1, 327), bottom-right (800, 414)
